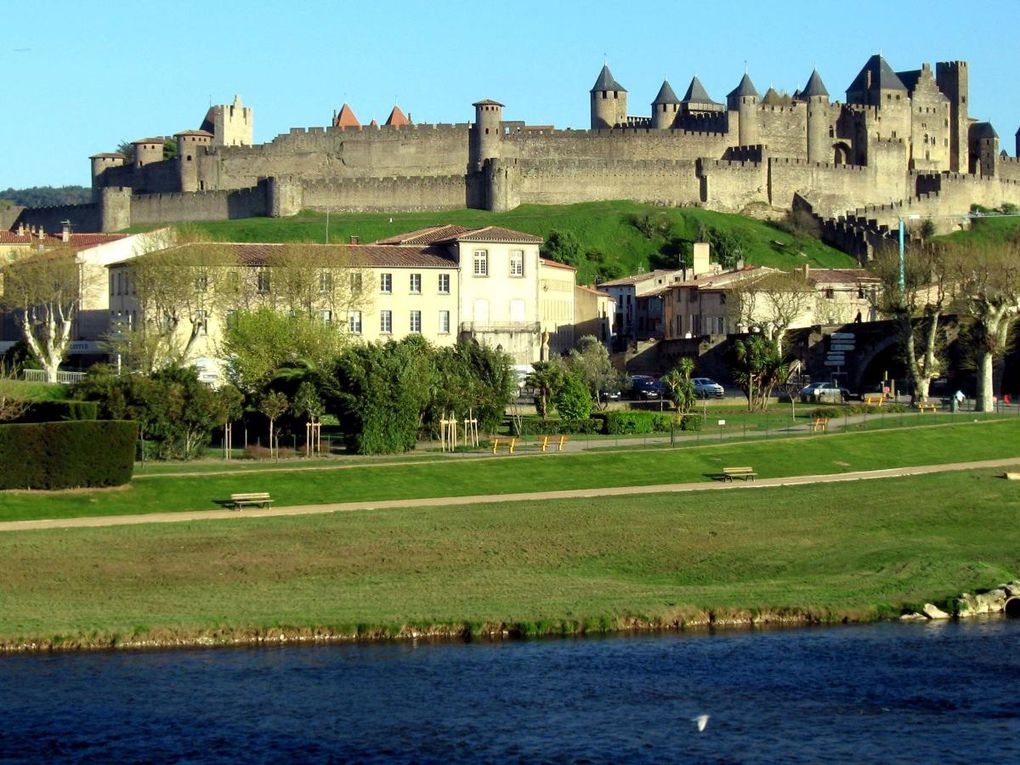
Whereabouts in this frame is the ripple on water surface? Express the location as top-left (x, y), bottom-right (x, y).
top-left (1, 619), bottom-right (1018, 763)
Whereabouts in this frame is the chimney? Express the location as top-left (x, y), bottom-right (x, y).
top-left (17, 223), bottom-right (25, 236)
top-left (61, 220), bottom-right (71, 243)
top-left (350, 235), bottom-right (360, 245)
top-left (692, 242), bottom-right (711, 276)
top-left (802, 264), bottom-right (810, 279)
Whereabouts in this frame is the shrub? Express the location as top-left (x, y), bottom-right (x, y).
top-left (602, 411), bottom-right (674, 435)
top-left (809, 407), bottom-right (839, 419)
top-left (554, 373), bottom-right (593, 421)
top-left (11, 400), bottom-right (98, 423)
top-left (0, 420), bottom-right (135, 490)
top-left (679, 414), bottom-right (703, 431)
top-left (512, 417), bottom-right (602, 436)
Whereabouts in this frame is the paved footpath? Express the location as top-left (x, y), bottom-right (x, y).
top-left (2, 457), bottom-right (1017, 533)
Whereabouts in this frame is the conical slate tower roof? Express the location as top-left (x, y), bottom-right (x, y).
top-left (727, 73), bottom-right (759, 99)
top-left (652, 80), bottom-right (680, 105)
top-left (591, 64), bottom-right (626, 93)
top-left (971, 122), bottom-right (998, 140)
top-left (801, 69), bottom-right (829, 98)
top-left (847, 54), bottom-right (907, 102)
top-left (682, 76), bottom-right (719, 105)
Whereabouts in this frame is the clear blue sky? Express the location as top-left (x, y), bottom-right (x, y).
top-left (3, 0), bottom-right (1019, 189)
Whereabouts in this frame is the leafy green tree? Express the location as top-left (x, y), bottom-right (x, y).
top-left (220, 307), bottom-right (346, 394)
top-left (660, 357), bottom-right (696, 417)
top-left (554, 372), bottom-right (592, 420)
top-left (258, 391), bottom-right (289, 457)
top-left (541, 230), bottom-right (582, 267)
top-left (731, 335), bottom-right (788, 412)
top-left (565, 335), bottom-right (619, 411)
top-left (525, 360), bottom-right (565, 418)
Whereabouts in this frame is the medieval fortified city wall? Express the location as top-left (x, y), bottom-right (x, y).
top-left (17, 56), bottom-right (1020, 259)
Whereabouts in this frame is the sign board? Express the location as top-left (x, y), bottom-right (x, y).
top-left (831, 343), bottom-right (855, 352)
top-left (717, 420), bottom-right (726, 426)
top-left (831, 332), bottom-right (856, 340)
top-left (826, 353), bottom-right (846, 362)
top-left (823, 359), bottom-right (844, 366)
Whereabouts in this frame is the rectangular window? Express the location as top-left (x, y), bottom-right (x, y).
top-left (320, 309), bottom-right (332, 324)
top-left (380, 310), bottom-right (392, 334)
top-left (349, 310), bottom-right (362, 334)
top-left (473, 250), bottom-right (488, 277)
top-left (257, 270), bottom-right (271, 294)
top-left (195, 273), bottom-right (208, 293)
top-left (319, 271), bottom-right (333, 294)
top-left (350, 272), bottom-right (363, 294)
top-left (509, 250), bottom-right (524, 277)
top-left (410, 273), bottom-right (421, 294)
top-left (824, 288), bottom-right (835, 299)
top-left (380, 273), bottom-right (392, 294)
top-left (439, 310), bottom-right (450, 334)
top-left (410, 310), bottom-right (422, 333)
top-left (438, 273), bottom-right (450, 294)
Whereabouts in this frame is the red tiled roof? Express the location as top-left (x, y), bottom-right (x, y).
top-left (374, 225), bottom-right (470, 246)
top-left (175, 129), bottom-right (214, 138)
top-left (132, 137), bottom-right (166, 145)
top-left (540, 257), bottom-right (575, 271)
top-left (0, 231), bottom-right (128, 247)
top-left (123, 242), bottom-right (458, 269)
top-left (333, 103), bottom-right (361, 128)
top-left (806, 268), bottom-right (880, 284)
top-left (600, 269), bottom-right (683, 287)
top-left (384, 105), bottom-right (411, 127)
top-left (451, 226), bottom-right (543, 244)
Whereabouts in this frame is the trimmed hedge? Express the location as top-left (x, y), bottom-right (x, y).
top-left (599, 411), bottom-right (675, 435)
top-left (0, 420), bottom-right (136, 490)
top-left (512, 417), bottom-right (603, 436)
top-left (11, 400), bottom-right (98, 424)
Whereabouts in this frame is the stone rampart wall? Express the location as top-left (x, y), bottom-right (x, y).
top-left (757, 103), bottom-right (808, 157)
top-left (698, 159), bottom-right (769, 211)
top-left (202, 123), bottom-right (471, 190)
top-left (501, 127), bottom-right (732, 162)
top-left (299, 175), bottom-right (467, 212)
top-left (14, 202), bottom-right (101, 234)
top-left (510, 158), bottom-right (702, 207)
top-left (769, 158), bottom-right (876, 215)
top-left (129, 184), bottom-right (268, 226)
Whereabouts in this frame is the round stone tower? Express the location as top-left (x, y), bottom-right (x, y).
top-left (726, 73), bottom-right (760, 147)
top-left (590, 64), bottom-right (627, 129)
top-left (469, 99), bottom-right (504, 170)
top-left (651, 80), bottom-right (680, 129)
top-left (89, 152), bottom-right (126, 202)
top-left (175, 129), bottom-right (214, 192)
top-left (132, 138), bottom-right (165, 169)
top-left (802, 69), bottom-right (830, 163)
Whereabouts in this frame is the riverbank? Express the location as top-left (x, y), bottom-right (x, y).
top-left (2, 467), bottom-right (1017, 653)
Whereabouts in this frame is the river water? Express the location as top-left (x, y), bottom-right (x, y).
top-left (1, 619), bottom-right (1017, 763)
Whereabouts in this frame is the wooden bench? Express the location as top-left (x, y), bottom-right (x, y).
top-left (720, 466), bottom-right (758, 482)
top-left (914, 400), bottom-right (938, 413)
top-left (863, 394), bottom-right (885, 407)
top-left (491, 437), bottom-right (518, 455)
top-left (229, 492), bottom-right (273, 509)
top-left (540, 435), bottom-right (568, 452)
top-left (811, 417), bottom-right (829, 432)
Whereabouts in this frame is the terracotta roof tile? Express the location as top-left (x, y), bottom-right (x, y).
top-left (373, 225), bottom-right (470, 246)
top-left (450, 226), bottom-right (543, 244)
top-left (126, 242), bottom-right (458, 269)
top-left (540, 257), bottom-right (575, 271)
top-left (384, 105), bottom-right (411, 127)
top-left (333, 103), bottom-right (361, 128)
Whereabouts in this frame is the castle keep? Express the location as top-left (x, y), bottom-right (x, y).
top-left (21, 56), bottom-right (1020, 256)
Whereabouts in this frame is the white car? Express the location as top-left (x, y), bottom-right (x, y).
top-left (800, 382), bottom-right (849, 403)
top-left (693, 378), bottom-right (724, 398)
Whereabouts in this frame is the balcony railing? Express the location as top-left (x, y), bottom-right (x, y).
top-left (459, 322), bottom-right (541, 334)
top-left (22, 369), bottom-right (87, 384)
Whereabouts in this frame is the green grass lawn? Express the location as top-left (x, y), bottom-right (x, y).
top-left (3, 380), bottom-right (69, 401)
top-left (2, 419), bottom-right (1018, 522)
top-left (1, 467), bottom-right (1016, 649)
top-left (152, 201), bottom-right (856, 283)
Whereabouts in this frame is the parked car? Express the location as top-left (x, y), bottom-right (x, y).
top-left (800, 381), bottom-right (850, 403)
top-left (628, 375), bottom-right (662, 399)
top-left (692, 377), bottom-right (724, 398)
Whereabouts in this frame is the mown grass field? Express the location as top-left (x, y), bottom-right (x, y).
top-left (166, 201), bottom-right (856, 282)
top-left (1, 419), bottom-right (1018, 523)
top-left (1, 467), bottom-right (1017, 650)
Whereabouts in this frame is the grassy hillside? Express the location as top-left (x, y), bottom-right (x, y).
top-left (941, 212), bottom-right (1020, 246)
top-left (178, 201), bottom-right (856, 283)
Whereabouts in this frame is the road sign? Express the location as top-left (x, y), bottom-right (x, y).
top-left (823, 359), bottom-right (844, 366)
top-left (831, 332), bottom-right (855, 340)
top-left (831, 343), bottom-right (855, 352)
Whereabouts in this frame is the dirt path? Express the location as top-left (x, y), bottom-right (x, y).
top-left (2, 457), bottom-right (1017, 533)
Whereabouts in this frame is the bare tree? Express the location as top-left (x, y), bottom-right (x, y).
top-left (729, 269), bottom-right (816, 354)
top-left (950, 238), bottom-right (1020, 412)
top-left (0, 245), bottom-right (88, 382)
top-left (870, 241), bottom-right (952, 402)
